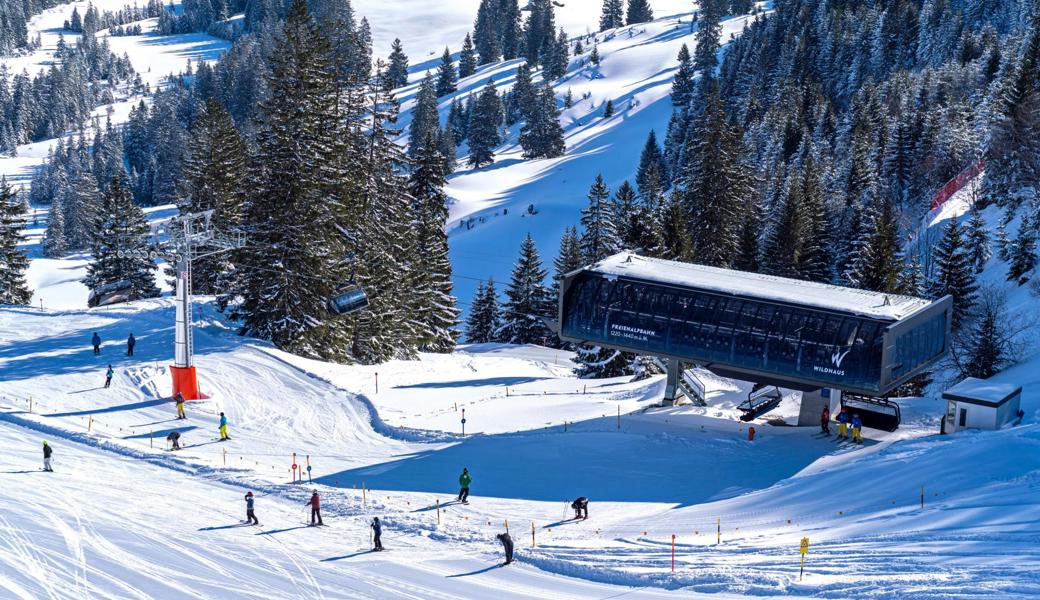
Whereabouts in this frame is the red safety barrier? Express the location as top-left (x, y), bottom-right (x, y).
top-left (929, 160), bottom-right (985, 211)
top-left (171, 366), bottom-right (199, 400)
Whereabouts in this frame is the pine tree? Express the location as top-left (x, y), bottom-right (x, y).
top-left (467, 78), bottom-right (504, 167)
top-left (498, 233), bottom-right (552, 344)
top-left (410, 73), bottom-right (439, 156)
top-left (473, 0), bottom-right (502, 64)
top-left (612, 180), bottom-right (639, 249)
top-left (959, 290), bottom-right (1011, 379)
top-left (180, 99), bottom-right (247, 294)
top-left (84, 177), bottom-right (159, 302)
top-left (965, 207), bottom-right (991, 273)
top-left (762, 173), bottom-right (805, 278)
top-left (64, 171), bottom-right (101, 251)
top-left (733, 200), bottom-right (762, 272)
top-left (659, 189), bottom-right (692, 261)
top-left (447, 97), bottom-right (467, 144)
top-left (599, 0), bottom-right (623, 31)
top-left (465, 278), bottom-right (502, 343)
top-left (552, 225), bottom-right (583, 304)
top-left (408, 132), bottom-right (460, 352)
top-left (896, 253), bottom-right (925, 297)
top-left (580, 174), bottom-right (619, 262)
top-left (575, 343), bottom-right (632, 378)
top-left (512, 62), bottom-right (537, 122)
top-left (590, 44), bottom-right (601, 65)
top-left (602, 99), bottom-right (615, 118)
top-left (928, 216), bottom-right (979, 329)
top-left (459, 33), bottom-right (477, 79)
top-left (636, 129), bottom-right (668, 196)
top-left (1007, 212), bottom-right (1038, 284)
top-left (386, 38), bottom-right (409, 88)
top-left (0, 179), bottom-right (31, 305)
top-left (524, 0), bottom-right (557, 65)
top-left (844, 195), bottom-right (900, 293)
top-left (626, 0), bottom-right (653, 25)
top-left (798, 158), bottom-right (832, 282)
top-left (519, 85), bottom-right (565, 159)
top-left (435, 47), bottom-right (457, 97)
top-left (543, 28), bottom-right (570, 81)
top-left (693, 0), bottom-right (723, 74)
top-left (498, 0), bottom-right (523, 60)
top-left (43, 193), bottom-right (67, 258)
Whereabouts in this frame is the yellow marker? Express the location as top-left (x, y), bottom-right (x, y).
top-left (799, 536), bottom-right (809, 581)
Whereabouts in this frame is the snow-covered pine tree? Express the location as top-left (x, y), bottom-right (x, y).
top-left (435, 47), bottom-right (457, 97)
top-left (386, 38), bottom-right (409, 88)
top-left (465, 278), bottom-right (502, 343)
top-left (590, 44), bottom-right (601, 65)
top-left (409, 73), bottom-right (439, 156)
top-left (957, 289), bottom-right (1012, 379)
top-left (928, 216), bottom-right (979, 328)
top-left (965, 207), bottom-right (992, 273)
top-left (498, 0), bottom-right (523, 60)
top-left (797, 157), bottom-right (832, 282)
top-left (896, 253), bottom-right (925, 297)
top-left (459, 33), bottom-right (477, 79)
top-left (180, 99), bottom-right (247, 294)
top-left (408, 131), bottom-right (460, 352)
top-left (230, 0), bottom-right (351, 360)
top-left (447, 97), bottom-right (467, 144)
top-left (575, 342), bottom-right (632, 378)
top-left (497, 233), bottom-right (552, 344)
top-left (733, 199), bottom-right (762, 272)
top-left (1007, 211), bottom-right (1038, 284)
top-left (467, 78), bottom-right (504, 167)
top-left (84, 177), bottom-right (159, 301)
top-left (436, 126), bottom-right (457, 175)
top-left (580, 174), bottom-right (619, 263)
top-left (552, 225), bottom-right (583, 303)
top-left (512, 62), bottom-right (537, 121)
top-left (602, 99), bottom-right (615, 118)
top-left (523, 0), bottom-right (557, 65)
top-left (564, 87), bottom-right (574, 108)
top-left (543, 28), bottom-right (570, 81)
top-left (519, 85), bottom-right (565, 159)
top-left (761, 172), bottom-right (805, 278)
top-left (659, 189), bottom-right (692, 261)
top-left (43, 192), bottom-right (67, 258)
top-left (626, 0), bottom-right (653, 25)
top-left (63, 170), bottom-right (101, 251)
top-left (0, 178), bottom-right (31, 305)
top-left (473, 0), bottom-right (502, 64)
top-left (843, 194), bottom-right (900, 293)
top-left (693, 0), bottom-right (723, 73)
top-left (599, 0), bottom-right (623, 31)
top-left (996, 214), bottom-right (1012, 261)
top-left (635, 129), bottom-right (668, 196)
top-left (612, 180), bottom-right (639, 250)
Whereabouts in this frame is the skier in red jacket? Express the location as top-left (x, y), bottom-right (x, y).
top-left (306, 491), bottom-right (323, 525)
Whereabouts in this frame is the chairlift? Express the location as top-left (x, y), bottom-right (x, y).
top-left (87, 279), bottom-right (133, 308)
top-left (841, 394), bottom-right (901, 432)
top-left (738, 383), bottom-right (783, 422)
top-left (327, 285), bottom-right (369, 316)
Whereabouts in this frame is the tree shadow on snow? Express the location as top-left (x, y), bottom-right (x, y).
top-left (394, 376), bottom-right (550, 389)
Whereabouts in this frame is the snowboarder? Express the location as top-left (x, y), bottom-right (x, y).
top-left (836, 408), bottom-right (849, 440)
top-left (166, 431), bottom-right (181, 450)
top-left (91, 332), bottom-right (101, 355)
top-left (127, 333), bottom-right (136, 356)
top-left (457, 468), bottom-right (472, 503)
top-left (245, 492), bottom-right (259, 525)
top-left (104, 364), bottom-right (114, 388)
top-left (43, 440), bottom-right (53, 472)
top-left (175, 392), bottom-right (186, 420)
top-left (307, 491), bottom-right (323, 525)
top-left (496, 531), bottom-right (514, 564)
top-left (371, 517), bottom-right (383, 551)
top-left (218, 412), bottom-right (229, 440)
top-left (571, 496), bottom-right (589, 520)
top-left (820, 406), bottom-right (831, 435)
top-left (851, 413), bottom-right (863, 443)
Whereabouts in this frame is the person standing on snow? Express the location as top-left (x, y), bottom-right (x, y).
top-left (571, 496), bottom-right (589, 520)
top-left (104, 364), bottom-right (114, 388)
top-left (218, 412), bottom-right (229, 440)
top-left (175, 392), bottom-right (186, 420)
top-left (127, 333), bottom-right (136, 356)
top-left (307, 491), bottom-right (324, 525)
top-left (457, 468), bottom-right (472, 503)
top-left (851, 413), bottom-right (863, 443)
top-left (820, 406), bottom-right (831, 436)
top-left (245, 492), bottom-right (259, 525)
top-left (496, 531), bottom-right (514, 565)
top-left (836, 408), bottom-right (849, 440)
top-left (371, 517), bottom-right (383, 551)
top-left (43, 441), bottom-right (53, 472)
top-left (91, 332), bottom-right (101, 355)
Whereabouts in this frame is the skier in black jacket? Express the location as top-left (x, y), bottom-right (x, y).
top-left (571, 496), bottom-right (589, 520)
top-left (43, 441), bottom-right (53, 472)
top-left (127, 333), bottom-right (136, 356)
top-left (244, 492), bottom-right (259, 525)
top-left (496, 532), bottom-right (513, 565)
top-left (372, 517), bottom-right (383, 551)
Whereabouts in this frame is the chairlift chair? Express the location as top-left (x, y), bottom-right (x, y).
top-left (327, 285), bottom-right (369, 316)
top-left (87, 279), bottom-right (133, 308)
top-left (738, 383), bottom-right (783, 422)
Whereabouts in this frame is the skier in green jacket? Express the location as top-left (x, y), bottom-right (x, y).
top-left (457, 468), bottom-right (472, 503)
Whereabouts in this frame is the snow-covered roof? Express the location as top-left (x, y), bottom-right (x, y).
top-left (943, 378), bottom-right (1022, 407)
top-left (588, 253), bottom-right (934, 321)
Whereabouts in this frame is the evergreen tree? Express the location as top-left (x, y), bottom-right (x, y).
top-left (498, 0), bottom-right (523, 60)
top-left (409, 73), bottom-right (439, 156)
top-left (636, 129), bottom-right (668, 196)
top-left (693, 0), bottom-right (723, 74)
top-left (465, 278), bottom-right (501, 343)
top-left (0, 179), bottom-right (31, 305)
top-left (844, 195), bottom-right (900, 293)
top-left (43, 193), bottom-right (67, 258)
top-left (467, 78), bottom-right (504, 167)
top-left (798, 158), bottom-right (832, 282)
top-left (575, 343), bottom-right (632, 378)
top-left (958, 290), bottom-right (1012, 379)
top-left (84, 177), bottom-right (159, 302)
top-left (519, 85), bottom-right (565, 159)
top-left (761, 174), bottom-right (805, 278)
top-left (552, 225), bottom-right (583, 304)
top-left (625, 0), bottom-right (653, 25)
top-left (580, 174), bottom-right (619, 262)
top-left (602, 99), bottom-right (615, 118)
top-left (524, 0), bottom-right (557, 65)
top-left (543, 28), bottom-right (570, 81)
top-left (447, 97), bottom-right (468, 144)
top-left (408, 132), bottom-right (460, 352)
top-left (590, 44), bottom-right (601, 65)
top-left (1007, 212), bottom-right (1038, 284)
top-left (498, 233), bottom-right (552, 344)
top-left (928, 216), bottom-right (979, 328)
top-left (659, 189), bottom-right (692, 261)
top-left (63, 171), bottom-right (101, 251)
top-left (386, 38), bottom-right (409, 89)
top-left (473, 0), bottom-right (502, 64)
top-left (512, 62), bottom-right (537, 122)
top-left (599, 0), bottom-right (623, 31)
top-left (459, 33), bottom-right (477, 79)
top-left (965, 207), bottom-right (992, 273)
top-left (435, 47), bottom-right (457, 97)
top-left (612, 180), bottom-right (639, 249)
top-left (733, 200), bottom-right (762, 272)
top-left (896, 253), bottom-right (925, 297)
top-left (180, 99), bottom-right (247, 294)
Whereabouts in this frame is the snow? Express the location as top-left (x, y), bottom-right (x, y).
top-left (942, 377), bottom-right (1021, 406)
top-left (589, 252), bottom-right (935, 321)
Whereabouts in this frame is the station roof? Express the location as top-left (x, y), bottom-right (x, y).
top-left (588, 253), bottom-right (933, 321)
top-left (942, 377), bottom-right (1022, 407)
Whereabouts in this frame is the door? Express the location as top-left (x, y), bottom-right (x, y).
top-left (959, 407), bottom-right (967, 428)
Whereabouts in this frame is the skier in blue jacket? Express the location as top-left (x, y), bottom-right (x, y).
top-left (219, 413), bottom-right (229, 440)
top-left (91, 332), bottom-right (101, 355)
top-left (851, 413), bottom-right (863, 443)
top-left (104, 365), bottom-right (114, 388)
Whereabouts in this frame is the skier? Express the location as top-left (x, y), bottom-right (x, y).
top-left (371, 517), bottom-right (383, 551)
top-left (307, 491), bottom-right (324, 525)
top-left (836, 408), bottom-right (849, 440)
top-left (91, 332), bottom-right (101, 355)
top-left (218, 412), bottom-right (229, 440)
top-left (571, 496), bottom-right (589, 520)
top-left (244, 492), bottom-right (259, 525)
top-left (175, 392), bottom-right (186, 420)
top-left (104, 364), bottom-right (114, 388)
top-left (457, 468), bottom-right (472, 503)
top-left (43, 440), bottom-right (53, 472)
top-left (166, 431), bottom-right (182, 450)
top-left (496, 531), bottom-right (514, 565)
top-left (851, 413), bottom-right (863, 443)
top-left (127, 333), bottom-right (136, 356)
top-left (820, 406), bottom-right (831, 436)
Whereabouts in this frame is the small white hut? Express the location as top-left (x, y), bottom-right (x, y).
top-left (942, 378), bottom-right (1022, 433)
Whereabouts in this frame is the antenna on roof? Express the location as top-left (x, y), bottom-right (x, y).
top-left (883, 295), bottom-right (891, 306)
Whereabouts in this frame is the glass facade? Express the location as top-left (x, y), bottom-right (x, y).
top-left (890, 311), bottom-right (946, 380)
top-left (561, 273), bottom-right (901, 392)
